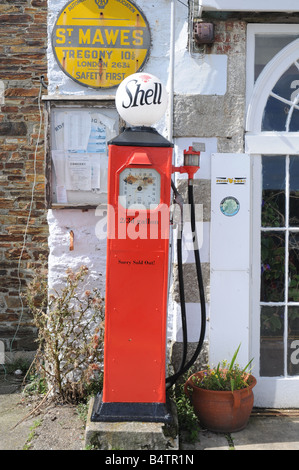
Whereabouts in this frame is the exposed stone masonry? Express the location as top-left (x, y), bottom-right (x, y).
top-left (0, 0), bottom-right (48, 356)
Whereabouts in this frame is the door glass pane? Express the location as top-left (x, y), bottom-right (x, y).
top-left (257, 36), bottom-right (299, 381)
top-left (261, 156), bottom-right (299, 377)
top-left (272, 64), bottom-right (299, 102)
top-left (289, 156), bottom-right (299, 227)
top-left (262, 95), bottom-right (290, 131)
top-left (289, 232), bottom-right (299, 302)
top-left (262, 64), bottom-right (299, 132)
top-left (260, 306), bottom-right (284, 376)
top-left (288, 307), bottom-right (299, 376)
top-left (255, 35), bottom-right (299, 81)
top-left (261, 231), bottom-right (285, 302)
top-left (262, 156), bottom-right (285, 227)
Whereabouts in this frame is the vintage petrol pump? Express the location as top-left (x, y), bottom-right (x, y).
top-left (92, 74), bottom-right (206, 423)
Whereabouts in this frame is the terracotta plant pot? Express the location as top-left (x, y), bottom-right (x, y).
top-left (184, 371), bottom-right (257, 433)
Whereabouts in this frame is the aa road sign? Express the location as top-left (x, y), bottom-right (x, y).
top-left (52, 0), bottom-right (151, 89)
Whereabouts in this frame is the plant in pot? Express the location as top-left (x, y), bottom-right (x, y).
top-left (184, 344), bottom-right (256, 433)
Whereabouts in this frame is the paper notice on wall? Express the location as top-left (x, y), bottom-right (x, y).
top-left (51, 110), bottom-right (117, 200)
top-left (52, 110), bottom-right (116, 153)
top-left (53, 113), bottom-right (65, 150)
top-left (52, 150), bottom-right (68, 203)
top-left (89, 154), bottom-right (101, 190)
top-left (64, 111), bottom-right (91, 151)
top-left (65, 154), bottom-right (92, 191)
top-left (99, 113), bottom-right (116, 144)
top-left (56, 185), bottom-right (68, 204)
top-left (52, 150), bottom-right (65, 184)
top-left (87, 114), bottom-right (106, 153)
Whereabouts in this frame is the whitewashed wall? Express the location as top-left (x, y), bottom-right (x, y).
top-left (47, 1), bottom-right (227, 97)
top-left (47, 0), bottom-right (228, 349)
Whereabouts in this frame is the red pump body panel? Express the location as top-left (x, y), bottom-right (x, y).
top-left (102, 143), bottom-right (173, 404)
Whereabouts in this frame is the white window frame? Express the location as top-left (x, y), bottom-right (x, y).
top-left (199, 1), bottom-right (299, 14)
top-left (246, 25), bottom-right (299, 155)
top-left (252, 153), bottom-right (299, 408)
top-left (246, 24), bottom-right (299, 407)
top-left (246, 24), bottom-right (299, 121)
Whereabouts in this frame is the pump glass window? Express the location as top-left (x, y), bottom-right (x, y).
top-left (119, 168), bottom-right (161, 209)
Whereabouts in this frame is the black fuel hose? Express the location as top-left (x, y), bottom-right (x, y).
top-left (170, 181), bottom-right (188, 375)
top-left (166, 181), bottom-right (206, 388)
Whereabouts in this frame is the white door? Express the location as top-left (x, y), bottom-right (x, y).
top-left (247, 26), bottom-right (299, 407)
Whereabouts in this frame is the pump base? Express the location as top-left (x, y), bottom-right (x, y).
top-left (91, 393), bottom-right (173, 424)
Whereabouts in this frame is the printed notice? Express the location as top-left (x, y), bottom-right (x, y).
top-left (64, 111), bottom-right (91, 151)
top-left (65, 154), bottom-right (92, 191)
top-left (87, 114), bottom-right (107, 153)
top-left (53, 112), bottom-right (65, 150)
top-left (51, 108), bottom-right (117, 203)
top-left (90, 153), bottom-right (101, 190)
top-left (52, 150), bottom-right (68, 203)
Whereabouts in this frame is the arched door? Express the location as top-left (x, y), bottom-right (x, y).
top-left (247, 36), bottom-right (299, 407)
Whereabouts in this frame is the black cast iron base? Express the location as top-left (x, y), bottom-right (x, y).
top-left (91, 393), bottom-right (173, 424)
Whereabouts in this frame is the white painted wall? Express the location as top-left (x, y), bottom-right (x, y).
top-left (47, 209), bottom-right (107, 295)
top-left (48, 0), bottom-right (227, 97)
top-left (47, 0), bottom-right (227, 346)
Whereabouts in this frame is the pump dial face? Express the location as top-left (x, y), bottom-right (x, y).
top-left (119, 168), bottom-right (161, 209)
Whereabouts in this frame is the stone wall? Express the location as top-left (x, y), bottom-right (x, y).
top-left (0, 0), bottom-right (48, 358)
top-left (171, 18), bottom-right (247, 371)
top-left (174, 19), bottom-right (246, 151)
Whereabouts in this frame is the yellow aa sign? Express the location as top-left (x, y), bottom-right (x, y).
top-left (52, 0), bottom-right (151, 89)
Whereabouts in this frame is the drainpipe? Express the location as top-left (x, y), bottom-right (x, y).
top-left (198, 2), bottom-right (203, 16)
top-left (167, 0), bottom-right (175, 142)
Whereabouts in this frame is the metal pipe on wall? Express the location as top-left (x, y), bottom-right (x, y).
top-left (167, 0), bottom-right (175, 142)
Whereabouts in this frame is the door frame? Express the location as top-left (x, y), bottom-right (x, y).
top-left (246, 26), bottom-right (299, 407)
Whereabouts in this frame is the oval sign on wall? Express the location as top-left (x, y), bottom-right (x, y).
top-left (52, 0), bottom-right (151, 89)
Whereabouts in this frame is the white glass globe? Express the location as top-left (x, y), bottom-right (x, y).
top-left (115, 73), bottom-right (168, 126)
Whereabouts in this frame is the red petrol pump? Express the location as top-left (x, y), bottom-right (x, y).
top-left (92, 74), bottom-right (206, 423)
